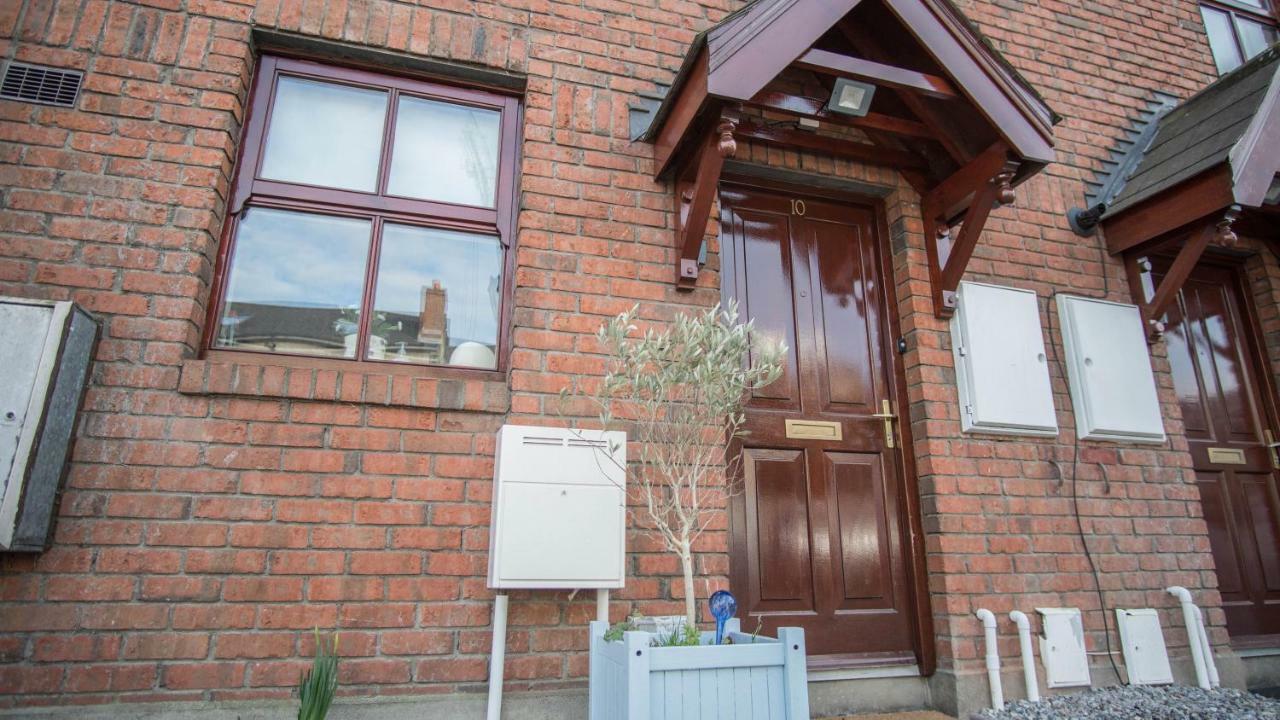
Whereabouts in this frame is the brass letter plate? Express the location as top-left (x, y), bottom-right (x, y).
top-left (785, 419), bottom-right (842, 441)
top-left (1208, 447), bottom-right (1246, 465)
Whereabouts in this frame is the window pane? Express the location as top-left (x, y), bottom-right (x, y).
top-left (368, 224), bottom-right (503, 368)
top-left (215, 207), bottom-right (372, 359)
top-left (260, 76), bottom-right (388, 192)
top-left (1202, 6), bottom-right (1245, 73)
top-left (386, 96), bottom-right (501, 207)
top-left (1237, 16), bottom-right (1279, 59)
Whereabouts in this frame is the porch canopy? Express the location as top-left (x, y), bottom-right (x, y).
top-left (1084, 44), bottom-right (1280, 341)
top-left (639, 0), bottom-right (1058, 315)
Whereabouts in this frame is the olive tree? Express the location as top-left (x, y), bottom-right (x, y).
top-left (577, 302), bottom-right (786, 629)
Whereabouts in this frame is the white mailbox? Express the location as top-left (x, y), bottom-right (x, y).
top-left (1056, 295), bottom-right (1165, 443)
top-left (487, 424), bottom-right (627, 589)
top-left (951, 281), bottom-right (1058, 437)
top-left (1, 296), bottom-right (97, 552)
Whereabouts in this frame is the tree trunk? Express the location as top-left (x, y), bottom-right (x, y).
top-left (679, 543), bottom-right (696, 629)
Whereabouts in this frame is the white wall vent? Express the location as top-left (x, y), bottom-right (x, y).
top-left (1, 62), bottom-right (84, 108)
top-left (2, 297), bottom-right (97, 552)
top-left (1037, 607), bottom-right (1092, 688)
top-left (487, 424), bottom-right (626, 589)
top-left (1056, 295), bottom-right (1165, 443)
top-left (951, 281), bottom-right (1058, 437)
top-left (1116, 608), bottom-right (1174, 685)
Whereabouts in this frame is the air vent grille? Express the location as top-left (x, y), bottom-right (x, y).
top-left (1, 62), bottom-right (83, 108)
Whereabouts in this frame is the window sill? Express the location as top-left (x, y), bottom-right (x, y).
top-left (179, 352), bottom-right (509, 413)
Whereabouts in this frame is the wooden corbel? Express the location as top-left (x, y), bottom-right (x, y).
top-left (1128, 205), bottom-right (1241, 342)
top-left (921, 143), bottom-right (1019, 317)
top-left (674, 110), bottom-right (739, 289)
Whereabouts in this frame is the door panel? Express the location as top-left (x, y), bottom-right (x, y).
top-left (1159, 259), bottom-right (1280, 639)
top-left (722, 184), bottom-right (918, 663)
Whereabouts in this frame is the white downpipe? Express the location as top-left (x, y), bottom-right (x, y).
top-left (1009, 611), bottom-right (1040, 702)
top-left (596, 588), bottom-right (610, 624)
top-left (1167, 586), bottom-right (1209, 689)
top-left (976, 608), bottom-right (1004, 710)
top-left (1191, 604), bottom-right (1220, 687)
top-left (486, 594), bottom-right (509, 720)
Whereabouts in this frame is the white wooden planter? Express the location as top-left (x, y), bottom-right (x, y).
top-left (588, 619), bottom-right (810, 720)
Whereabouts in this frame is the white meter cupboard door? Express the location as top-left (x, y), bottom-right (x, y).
top-left (951, 282), bottom-right (1058, 437)
top-left (494, 483), bottom-right (624, 586)
top-left (1115, 608), bottom-right (1174, 685)
top-left (1056, 296), bottom-right (1166, 443)
top-left (0, 302), bottom-right (56, 495)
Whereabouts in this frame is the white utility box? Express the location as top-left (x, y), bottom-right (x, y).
top-left (1115, 608), bottom-right (1173, 685)
top-left (1, 296), bottom-right (97, 552)
top-left (1056, 296), bottom-right (1165, 443)
top-left (1037, 607), bottom-right (1092, 688)
top-left (487, 424), bottom-right (627, 589)
top-left (950, 281), bottom-right (1058, 437)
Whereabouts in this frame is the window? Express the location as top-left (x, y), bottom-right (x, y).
top-left (1200, 0), bottom-right (1278, 74)
top-left (208, 56), bottom-right (519, 372)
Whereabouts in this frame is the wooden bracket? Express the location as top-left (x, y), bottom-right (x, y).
top-left (674, 111), bottom-right (738, 289)
top-left (921, 144), bottom-right (1018, 317)
top-left (1127, 205), bottom-right (1241, 342)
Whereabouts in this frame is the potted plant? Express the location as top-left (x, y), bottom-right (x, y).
top-left (576, 303), bottom-right (809, 720)
top-left (333, 307), bottom-right (401, 360)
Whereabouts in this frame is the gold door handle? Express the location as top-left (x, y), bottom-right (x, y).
top-left (871, 399), bottom-right (897, 449)
top-left (1266, 430), bottom-right (1280, 469)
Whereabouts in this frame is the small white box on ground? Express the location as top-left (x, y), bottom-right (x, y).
top-left (1056, 295), bottom-right (1166, 443)
top-left (1116, 608), bottom-right (1174, 685)
top-left (1037, 607), bottom-right (1092, 688)
top-left (487, 424), bottom-right (627, 589)
top-left (951, 281), bottom-right (1058, 437)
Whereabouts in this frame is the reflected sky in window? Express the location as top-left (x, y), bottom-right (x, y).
top-left (387, 96), bottom-right (500, 207)
top-left (260, 76), bottom-right (388, 192)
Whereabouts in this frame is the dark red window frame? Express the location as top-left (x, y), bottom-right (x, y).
top-left (1200, 0), bottom-right (1279, 74)
top-left (203, 55), bottom-right (522, 379)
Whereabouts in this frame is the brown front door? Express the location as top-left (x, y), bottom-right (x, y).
top-left (1160, 257), bottom-right (1280, 642)
top-left (720, 183), bottom-right (921, 665)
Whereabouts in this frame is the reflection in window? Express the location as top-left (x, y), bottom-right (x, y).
top-left (215, 207), bottom-right (371, 358)
top-left (1201, 4), bottom-right (1279, 74)
top-left (386, 96), bottom-right (501, 207)
top-left (369, 225), bottom-right (502, 369)
top-left (259, 77), bottom-right (388, 192)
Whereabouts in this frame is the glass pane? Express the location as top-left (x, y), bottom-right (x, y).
top-left (1237, 16), bottom-right (1279, 59)
top-left (1201, 6), bottom-right (1245, 73)
top-left (386, 95), bottom-right (501, 207)
top-left (369, 224), bottom-right (503, 368)
top-left (260, 76), bottom-right (388, 192)
top-left (215, 207), bottom-right (372, 359)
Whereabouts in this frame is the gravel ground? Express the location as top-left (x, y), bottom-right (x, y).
top-left (970, 686), bottom-right (1280, 720)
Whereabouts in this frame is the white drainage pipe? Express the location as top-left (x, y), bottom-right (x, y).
top-left (486, 593), bottom-right (509, 720)
top-left (1191, 604), bottom-right (1220, 688)
top-left (1009, 611), bottom-right (1040, 702)
top-left (1167, 586), bottom-right (1209, 689)
top-left (976, 608), bottom-right (1004, 710)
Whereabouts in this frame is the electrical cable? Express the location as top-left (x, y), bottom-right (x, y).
top-left (1040, 225), bottom-right (1127, 685)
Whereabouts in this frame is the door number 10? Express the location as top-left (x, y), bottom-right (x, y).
top-left (790, 199), bottom-right (806, 216)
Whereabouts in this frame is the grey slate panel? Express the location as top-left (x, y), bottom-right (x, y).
top-left (1104, 44), bottom-right (1279, 217)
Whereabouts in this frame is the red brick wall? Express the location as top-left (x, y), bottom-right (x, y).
top-left (0, 0), bottom-right (1243, 709)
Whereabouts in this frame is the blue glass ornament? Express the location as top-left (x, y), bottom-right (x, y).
top-left (709, 590), bottom-right (737, 645)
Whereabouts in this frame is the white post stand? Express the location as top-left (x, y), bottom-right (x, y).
top-left (486, 594), bottom-right (509, 720)
top-left (596, 588), bottom-right (609, 623)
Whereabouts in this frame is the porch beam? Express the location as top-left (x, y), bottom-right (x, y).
top-left (921, 146), bottom-right (1018, 317)
top-left (674, 113), bottom-right (739, 289)
top-left (748, 90), bottom-right (935, 138)
top-left (653, 50), bottom-right (712, 180)
top-left (794, 48), bottom-right (959, 100)
top-left (734, 121), bottom-right (927, 169)
top-left (1128, 206), bottom-right (1241, 342)
top-left (835, 19), bottom-right (974, 165)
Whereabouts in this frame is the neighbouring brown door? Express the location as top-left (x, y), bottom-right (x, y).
top-left (1160, 257), bottom-right (1280, 642)
top-left (720, 183), bottom-right (920, 665)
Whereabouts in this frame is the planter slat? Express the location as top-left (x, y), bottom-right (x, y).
top-left (588, 620), bottom-right (810, 720)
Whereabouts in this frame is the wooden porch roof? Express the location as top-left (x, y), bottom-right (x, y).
top-left (638, 0), bottom-right (1060, 315)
